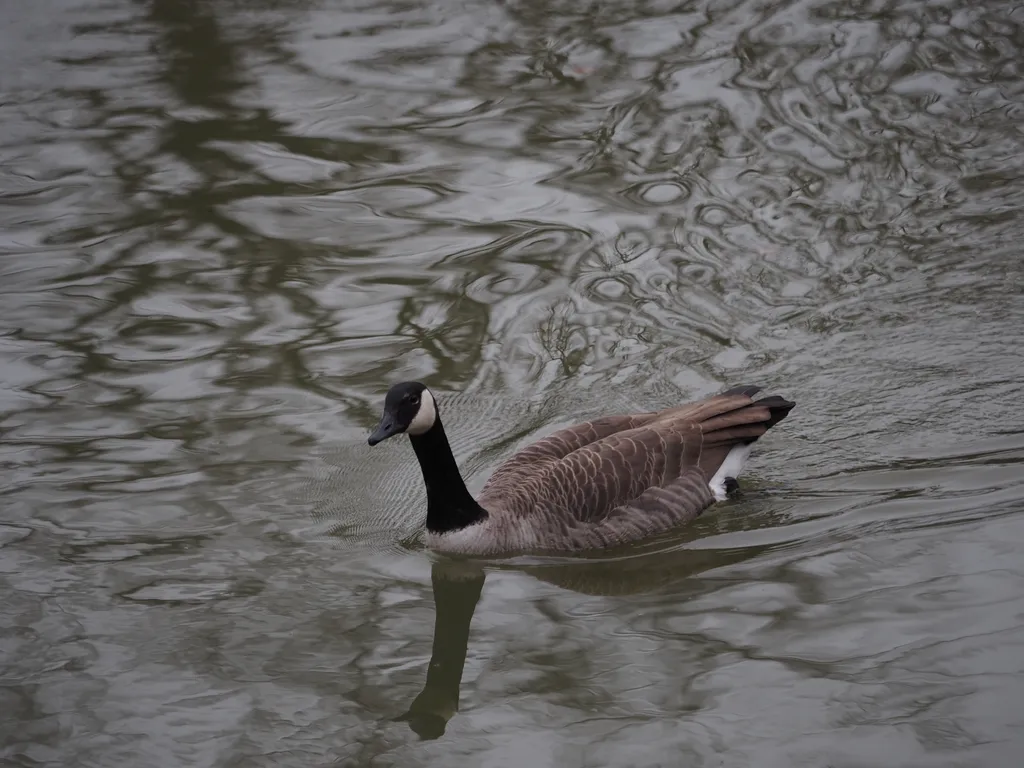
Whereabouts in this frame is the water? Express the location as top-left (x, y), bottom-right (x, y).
top-left (2, 0), bottom-right (1023, 765)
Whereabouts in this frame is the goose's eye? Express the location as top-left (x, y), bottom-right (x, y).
top-left (409, 396), bottom-right (420, 406)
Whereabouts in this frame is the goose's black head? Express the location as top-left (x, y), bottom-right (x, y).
top-left (368, 381), bottom-right (436, 446)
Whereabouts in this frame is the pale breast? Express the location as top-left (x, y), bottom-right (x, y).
top-left (425, 513), bottom-right (539, 555)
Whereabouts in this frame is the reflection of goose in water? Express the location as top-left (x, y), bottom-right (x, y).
top-left (369, 382), bottom-right (795, 555)
top-left (395, 560), bottom-right (485, 740)
top-left (397, 541), bottom-right (771, 739)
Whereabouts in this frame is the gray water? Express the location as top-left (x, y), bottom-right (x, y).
top-left (2, 0), bottom-right (1024, 766)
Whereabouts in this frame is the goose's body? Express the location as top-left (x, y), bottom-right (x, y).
top-left (368, 383), bottom-right (795, 556)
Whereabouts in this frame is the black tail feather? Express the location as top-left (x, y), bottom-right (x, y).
top-left (720, 385), bottom-right (796, 430)
top-left (754, 395), bottom-right (796, 428)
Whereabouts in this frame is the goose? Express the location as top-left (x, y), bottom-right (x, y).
top-left (367, 382), bottom-right (795, 555)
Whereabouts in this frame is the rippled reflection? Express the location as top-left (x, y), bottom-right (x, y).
top-left (2, 0), bottom-right (1024, 764)
top-left (397, 560), bottom-right (485, 740)
top-left (399, 542), bottom-right (779, 739)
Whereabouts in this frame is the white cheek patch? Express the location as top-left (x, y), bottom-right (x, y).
top-left (406, 389), bottom-right (436, 435)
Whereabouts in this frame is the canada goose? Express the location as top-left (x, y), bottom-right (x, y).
top-left (368, 383), bottom-right (795, 555)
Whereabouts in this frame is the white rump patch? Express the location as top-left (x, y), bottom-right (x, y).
top-left (709, 443), bottom-right (753, 501)
top-left (407, 389), bottom-right (437, 435)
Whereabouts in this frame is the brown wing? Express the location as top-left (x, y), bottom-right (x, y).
top-left (479, 392), bottom-right (753, 497)
top-left (561, 469), bottom-right (717, 550)
top-left (480, 412), bottom-right (659, 496)
top-left (479, 388), bottom-right (795, 547)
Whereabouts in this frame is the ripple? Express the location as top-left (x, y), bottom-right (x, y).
top-left (638, 180), bottom-right (691, 205)
top-left (118, 577), bottom-right (264, 605)
top-left (0, 524), bottom-right (32, 548)
top-left (60, 535), bottom-right (209, 564)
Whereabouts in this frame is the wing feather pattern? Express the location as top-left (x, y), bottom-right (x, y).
top-left (480, 413), bottom-right (658, 493)
top-left (474, 388), bottom-right (794, 551)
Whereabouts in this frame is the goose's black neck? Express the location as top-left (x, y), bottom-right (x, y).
top-left (409, 416), bottom-right (488, 534)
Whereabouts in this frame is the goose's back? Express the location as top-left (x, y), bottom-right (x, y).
top-left (464, 390), bottom-right (793, 552)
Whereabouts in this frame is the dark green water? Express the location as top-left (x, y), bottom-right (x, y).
top-left (2, 0), bottom-right (1023, 765)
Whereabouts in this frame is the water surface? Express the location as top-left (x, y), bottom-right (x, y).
top-left (2, 0), bottom-right (1024, 766)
